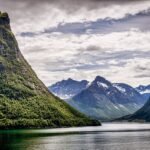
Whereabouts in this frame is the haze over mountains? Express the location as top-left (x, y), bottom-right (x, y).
top-left (49, 76), bottom-right (149, 121)
top-left (117, 97), bottom-right (150, 122)
top-left (117, 86), bottom-right (150, 122)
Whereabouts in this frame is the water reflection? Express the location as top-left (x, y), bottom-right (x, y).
top-left (0, 123), bottom-right (150, 150)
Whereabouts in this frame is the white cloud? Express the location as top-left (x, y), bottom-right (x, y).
top-left (16, 29), bottom-right (150, 86)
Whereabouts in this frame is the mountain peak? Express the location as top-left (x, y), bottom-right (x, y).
top-left (136, 85), bottom-right (150, 90)
top-left (64, 78), bottom-right (88, 84)
top-left (93, 76), bottom-right (111, 86)
top-left (49, 78), bottom-right (89, 99)
top-left (67, 78), bottom-right (74, 82)
top-left (95, 76), bottom-right (106, 81)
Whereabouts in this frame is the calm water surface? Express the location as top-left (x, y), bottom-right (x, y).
top-left (1, 123), bottom-right (150, 150)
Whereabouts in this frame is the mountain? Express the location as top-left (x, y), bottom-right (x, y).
top-left (68, 76), bottom-right (145, 121)
top-left (0, 12), bottom-right (100, 128)
top-left (113, 83), bottom-right (146, 104)
top-left (136, 85), bottom-right (150, 101)
top-left (117, 97), bottom-right (150, 122)
top-left (49, 78), bottom-right (89, 99)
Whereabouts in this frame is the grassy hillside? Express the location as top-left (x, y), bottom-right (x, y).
top-left (0, 12), bottom-right (100, 129)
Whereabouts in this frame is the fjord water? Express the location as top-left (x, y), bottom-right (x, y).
top-left (1, 123), bottom-right (150, 150)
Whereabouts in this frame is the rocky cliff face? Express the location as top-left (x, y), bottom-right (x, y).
top-left (0, 12), bottom-right (10, 28)
top-left (0, 12), bottom-right (100, 128)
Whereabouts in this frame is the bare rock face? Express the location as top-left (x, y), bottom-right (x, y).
top-left (0, 12), bottom-right (10, 29)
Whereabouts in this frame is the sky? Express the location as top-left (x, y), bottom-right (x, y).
top-left (0, 0), bottom-right (150, 87)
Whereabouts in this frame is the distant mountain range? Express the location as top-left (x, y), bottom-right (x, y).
top-left (49, 76), bottom-right (149, 121)
top-left (49, 78), bottom-right (89, 99)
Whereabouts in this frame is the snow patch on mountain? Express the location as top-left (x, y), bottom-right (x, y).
top-left (113, 84), bottom-right (126, 93)
top-left (54, 93), bottom-right (74, 99)
top-left (97, 82), bottom-right (109, 89)
top-left (140, 89), bottom-right (150, 94)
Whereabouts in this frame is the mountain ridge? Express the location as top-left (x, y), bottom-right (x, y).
top-left (49, 78), bottom-right (89, 99)
top-left (49, 76), bottom-right (148, 121)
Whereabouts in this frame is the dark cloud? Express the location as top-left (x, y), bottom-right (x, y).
top-left (134, 65), bottom-right (150, 79)
top-left (9, 0), bottom-right (145, 6)
top-left (19, 32), bottom-right (38, 37)
top-left (134, 74), bottom-right (150, 78)
top-left (84, 45), bottom-right (100, 51)
top-left (19, 10), bottom-right (150, 36)
top-left (0, 0), bottom-right (149, 35)
top-left (0, 0), bottom-right (147, 13)
top-left (134, 65), bottom-right (150, 72)
top-left (134, 72), bottom-right (150, 78)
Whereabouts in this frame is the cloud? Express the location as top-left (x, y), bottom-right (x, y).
top-left (2, 0), bottom-right (146, 10)
top-left (44, 11), bottom-right (150, 35)
top-left (1, 0), bottom-right (150, 34)
top-left (0, 0), bottom-right (149, 86)
top-left (16, 29), bottom-right (150, 86)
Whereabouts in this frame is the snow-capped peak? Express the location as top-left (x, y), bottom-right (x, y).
top-left (140, 89), bottom-right (150, 94)
top-left (97, 81), bottom-right (109, 89)
top-left (113, 84), bottom-right (126, 93)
